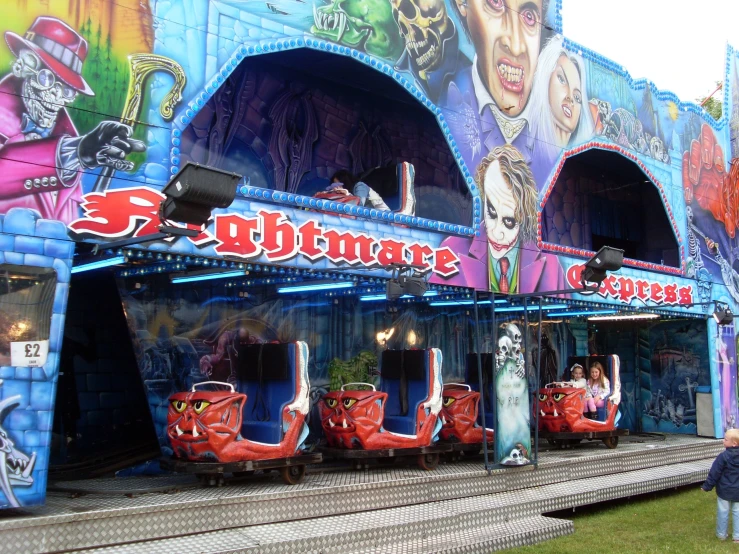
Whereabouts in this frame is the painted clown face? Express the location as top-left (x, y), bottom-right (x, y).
top-left (457, 0), bottom-right (543, 116)
top-left (483, 160), bottom-right (520, 259)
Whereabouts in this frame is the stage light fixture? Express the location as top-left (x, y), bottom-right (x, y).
top-left (713, 305), bottom-right (734, 325)
top-left (581, 246), bottom-right (624, 288)
top-left (90, 164), bottom-right (243, 256)
top-left (159, 163), bottom-right (241, 227)
top-left (385, 264), bottom-right (429, 301)
top-left (386, 279), bottom-right (405, 301)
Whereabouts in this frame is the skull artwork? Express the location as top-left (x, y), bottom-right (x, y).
top-left (502, 323), bottom-right (522, 352)
top-left (499, 443), bottom-right (529, 466)
top-left (495, 336), bottom-right (512, 371)
top-left (12, 49), bottom-right (76, 133)
top-left (390, 0), bottom-right (454, 79)
top-left (696, 267), bottom-right (713, 303)
top-left (649, 136), bottom-right (670, 163)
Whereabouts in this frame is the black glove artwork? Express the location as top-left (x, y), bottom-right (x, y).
top-left (77, 121), bottom-right (147, 170)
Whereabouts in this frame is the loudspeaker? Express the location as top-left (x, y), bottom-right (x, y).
top-left (401, 275), bottom-right (428, 297)
top-left (386, 279), bottom-right (405, 301)
top-left (582, 246), bottom-right (624, 285)
top-left (713, 307), bottom-right (734, 325)
top-left (159, 163), bottom-right (241, 226)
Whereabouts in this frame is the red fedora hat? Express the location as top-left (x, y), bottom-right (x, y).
top-left (5, 16), bottom-right (94, 96)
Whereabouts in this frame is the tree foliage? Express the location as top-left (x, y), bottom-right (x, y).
top-left (697, 82), bottom-right (723, 121)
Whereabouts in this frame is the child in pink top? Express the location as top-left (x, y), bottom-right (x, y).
top-left (585, 361), bottom-right (610, 419)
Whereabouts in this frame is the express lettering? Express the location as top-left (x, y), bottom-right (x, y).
top-left (565, 264), bottom-right (693, 306)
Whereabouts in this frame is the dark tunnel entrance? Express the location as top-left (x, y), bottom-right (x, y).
top-left (178, 48), bottom-right (472, 226)
top-left (542, 148), bottom-right (680, 268)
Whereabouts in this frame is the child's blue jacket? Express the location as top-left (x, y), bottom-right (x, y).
top-left (703, 446), bottom-right (739, 501)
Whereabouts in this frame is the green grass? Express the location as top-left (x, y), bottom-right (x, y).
top-left (507, 485), bottom-right (738, 553)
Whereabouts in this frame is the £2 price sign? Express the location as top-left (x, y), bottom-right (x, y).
top-left (10, 340), bottom-right (49, 367)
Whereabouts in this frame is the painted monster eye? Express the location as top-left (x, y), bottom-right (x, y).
top-left (172, 400), bottom-right (187, 413)
top-left (342, 398), bottom-right (357, 409)
top-left (538, 393), bottom-right (547, 402)
top-left (192, 400), bottom-right (211, 414)
top-left (443, 396), bottom-right (456, 407)
top-left (325, 398), bottom-right (338, 409)
top-left (552, 393), bottom-right (566, 402)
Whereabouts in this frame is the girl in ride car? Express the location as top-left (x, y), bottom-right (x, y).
top-left (585, 361), bottom-right (610, 419)
top-left (569, 363), bottom-right (586, 389)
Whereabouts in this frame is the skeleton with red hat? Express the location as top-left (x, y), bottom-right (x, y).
top-left (0, 16), bottom-right (145, 225)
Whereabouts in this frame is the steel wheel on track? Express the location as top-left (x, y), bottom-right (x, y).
top-left (279, 464), bottom-right (306, 485)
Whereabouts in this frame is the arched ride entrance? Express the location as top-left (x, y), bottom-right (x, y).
top-left (177, 48), bottom-right (472, 226)
top-left (541, 148), bottom-right (681, 270)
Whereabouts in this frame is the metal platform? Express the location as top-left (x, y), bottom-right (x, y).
top-left (0, 435), bottom-right (722, 553)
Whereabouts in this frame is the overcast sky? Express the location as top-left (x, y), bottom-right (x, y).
top-left (561, 0), bottom-right (738, 103)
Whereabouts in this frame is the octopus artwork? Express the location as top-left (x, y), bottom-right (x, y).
top-left (683, 123), bottom-right (739, 239)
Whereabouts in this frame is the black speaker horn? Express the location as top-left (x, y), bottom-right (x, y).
top-left (581, 246), bottom-right (624, 285)
top-left (159, 163), bottom-right (241, 226)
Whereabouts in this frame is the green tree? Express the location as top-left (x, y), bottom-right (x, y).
top-left (697, 81), bottom-right (723, 121)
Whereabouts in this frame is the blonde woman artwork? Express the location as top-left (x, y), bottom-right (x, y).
top-left (528, 37), bottom-right (595, 166)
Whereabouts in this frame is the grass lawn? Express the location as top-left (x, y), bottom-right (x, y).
top-left (507, 485), bottom-right (738, 553)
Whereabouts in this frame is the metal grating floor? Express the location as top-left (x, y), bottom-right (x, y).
top-left (0, 435), bottom-right (721, 554)
top-left (74, 458), bottom-right (711, 553)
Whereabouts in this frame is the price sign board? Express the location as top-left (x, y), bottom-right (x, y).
top-left (10, 340), bottom-right (49, 367)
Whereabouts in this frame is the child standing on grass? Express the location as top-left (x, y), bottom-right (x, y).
top-left (702, 428), bottom-right (739, 542)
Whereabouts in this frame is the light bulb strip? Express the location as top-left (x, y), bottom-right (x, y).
top-left (71, 256), bottom-right (127, 274)
top-left (587, 313), bottom-right (660, 321)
